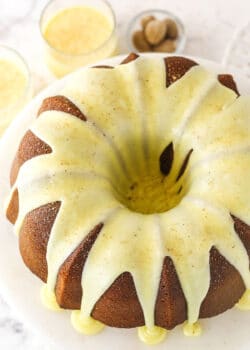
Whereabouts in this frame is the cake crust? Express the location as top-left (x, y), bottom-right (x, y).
top-left (6, 54), bottom-right (249, 330)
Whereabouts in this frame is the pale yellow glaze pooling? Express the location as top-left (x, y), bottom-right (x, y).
top-left (183, 321), bottom-right (202, 337)
top-left (43, 6), bottom-right (113, 55)
top-left (6, 57), bottom-right (250, 344)
top-left (71, 310), bottom-right (105, 335)
top-left (138, 325), bottom-right (167, 345)
top-left (40, 284), bottom-right (61, 311)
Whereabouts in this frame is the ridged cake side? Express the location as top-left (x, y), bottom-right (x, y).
top-left (6, 54), bottom-right (250, 342)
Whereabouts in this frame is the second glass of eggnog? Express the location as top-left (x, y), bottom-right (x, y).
top-left (40, 0), bottom-right (118, 77)
top-left (0, 46), bottom-right (32, 136)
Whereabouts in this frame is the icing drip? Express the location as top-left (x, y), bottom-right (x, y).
top-left (138, 326), bottom-right (167, 345)
top-left (236, 289), bottom-right (250, 310)
top-left (41, 284), bottom-right (61, 311)
top-left (183, 322), bottom-right (202, 337)
top-left (71, 311), bottom-right (105, 335)
top-left (7, 57), bottom-right (250, 343)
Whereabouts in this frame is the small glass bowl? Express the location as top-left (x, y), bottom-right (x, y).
top-left (0, 45), bottom-right (32, 136)
top-left (40, 0), bottom-right (118, 77)
top-left (127, 9), bottom-right (186, 54)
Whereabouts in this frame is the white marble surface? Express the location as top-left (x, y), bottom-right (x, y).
top-left (0, 0), bottom-right (250, 349)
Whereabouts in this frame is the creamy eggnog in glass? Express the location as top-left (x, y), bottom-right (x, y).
top-left (0, 46), bottom-right (32, 136)
top-left (40, 0), bottom-right (118, 77)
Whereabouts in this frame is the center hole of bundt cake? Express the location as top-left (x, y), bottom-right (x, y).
top-left (123, 175), bottom-right (181, 214)
top-left (117, 143), bottom-right (192, 215)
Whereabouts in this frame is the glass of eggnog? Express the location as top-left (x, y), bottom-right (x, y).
top-left (40, 0), bottom-right (118, 77)
top-left (0, 46), bottom-right (32, 137)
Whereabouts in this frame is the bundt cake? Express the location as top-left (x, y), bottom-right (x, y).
top-left (5, 53), bottom-right (250, 345)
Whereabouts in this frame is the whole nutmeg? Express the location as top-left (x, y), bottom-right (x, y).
top-left (144, 19), bottom-right (167, 45)
top-left (164, 18), bottom-right (178, 39)
top-left (132, 30), bottom-right (151, 52)
top-left (153, 39), bottom-right (176, 53)
top-left (141, 15), bottom-right (155, 30)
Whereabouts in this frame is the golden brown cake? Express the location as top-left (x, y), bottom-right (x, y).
top-left (5, 54), bottom-right (250, 344)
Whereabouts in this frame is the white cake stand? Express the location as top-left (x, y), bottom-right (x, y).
top-left (0, 53), bottom-right (250, 350)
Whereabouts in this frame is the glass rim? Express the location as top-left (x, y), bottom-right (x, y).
top-left (0, 44), bottom-right (32, 111)
top-left (126, 9), bottom-right (187, 54)
top-left (39, 0), bottom-right (117, 58)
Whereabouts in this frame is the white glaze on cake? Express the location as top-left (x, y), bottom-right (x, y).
top-left (6, 57), bottom-right (250, 344)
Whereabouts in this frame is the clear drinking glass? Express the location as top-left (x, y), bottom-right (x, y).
top-left (40, 0), bottom-right (118, 77)
top-left (0, 45), bottom-right (32, 136)
top-left (222, 20), bottom-right (250, 80)
top-left (127, 9), bottom-right (186, 54)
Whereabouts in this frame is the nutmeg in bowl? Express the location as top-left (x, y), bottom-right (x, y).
top-left (127, 9), bottom-right (186, 54)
